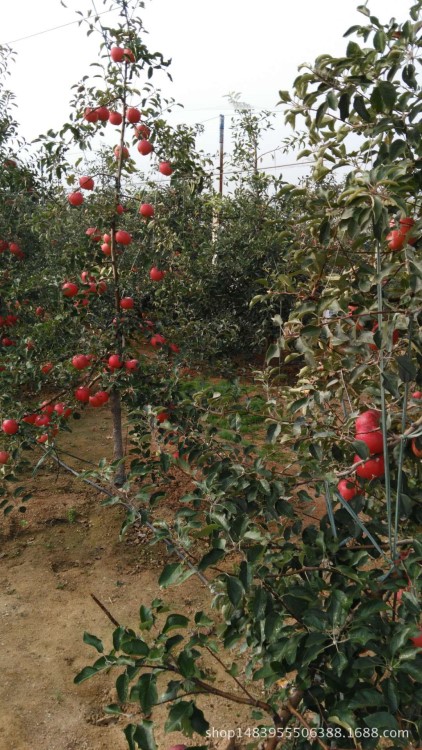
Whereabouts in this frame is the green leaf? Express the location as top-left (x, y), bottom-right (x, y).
top-left (139, 605), bottom-right (155, 631)
top-left (190, 705), bottom-right (209, 735)
top-left (339, 92), bottom-right (350, 121)
top-left (364, 712), bottom-right (399, 731)
top-left (266, 422), bottom-right (281, 444)
top-left (353, 95), bottom-right (371, 122)
top-left (397, 355), bottom-right (417, 382)
top-left (121, 634), bottom-right (149, 657)
top-left (348, 688), bottom-right (385, 709)
top-left (165, 700), bottom-right (193, 733)
top-left (116, 672), bottom-right (129, 702)
top-left (162, 614), bottom-right (189, 633)
top-left (133, 720), bottom-right (157, 750)
top-left (159, 563), bottom-right (184, 588)
top-left (198, 547), bottom-right (225, 571)
top-left (319, 217), bottom-right (330, 245)
top-left (378, 80), bottom-right (397, 111)
top-left (226, 575), bottom-right (244, 607)
top-left (373, 29), bottom-right (386, 51)
top-left (137, 674), bottom-right (158, 714)
top-left (83, 632), bottom-right (104, 653)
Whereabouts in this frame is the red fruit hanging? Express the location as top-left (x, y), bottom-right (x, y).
top-left (126, 107), bottom-right (141, 123)
top-left (108, 354), bottom-right (123, 369)
top-left (134, 123), bottom-right (151, 139)
top-left (356, 430), bottom-right (384, 454)
top-left (75, 386), bottom-right (91, 403)
top-left (96, 106), bottom-right (109, 121)
top-left (159, 161), bottom-right (172, 176)
top-left (2, 419), bottom-right (19, 435)
top-left (137, 139), bottom-right (154, 156)
top-left (84, 107), bottom-right (99, 123)
top-left (62, 282), bottom-right (79, 297)
top-left (114, 145), bottom-right (129, 160)
top-left (72, 354), bottom-right (90, 370)
top-left (109, 111), bottom-right (123, 125)
top-left (115, 230), bottom-right (132, 245)
top-left (68, 191), bottom-right (84, 207)
top-left (120, 297), bottom-right (134, 310)
top-left (110, 46), bottom-right (124, 62)
top-left (139, 203), bottom-right (154, 218)
top-left (149, 267), bottom-right (165, 281)
top-left (354, 454), bottom-right (385, 480)
top-left (79, 176), bottom-right (94, 190)
top-left (355, 410), bottom-right (380, 433)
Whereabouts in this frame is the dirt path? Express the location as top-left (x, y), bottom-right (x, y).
top-left (0, 406), bottom-right (256, 750)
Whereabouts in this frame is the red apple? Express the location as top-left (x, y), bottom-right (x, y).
top-left (354, 454), bottom-right (385, 480)
top-left (120, 297), bottom-right (134, 309)
top-left (355, 410), bottom-right (380, 433)
top-left (35, 414), bottom-right (51, 427)
top-left (9, 242), bottom-right (21, 255)
top-left (387, 229), bottom-right (405, 251)
top-left (62, 282), bottom-right (79, 297)
top-left (96, 390), bottom-right (109, 405)
top-left (139, 203), bottom-right (154, 218)
top-left (355, 430), bottom-right (384, 455)
top-left (22, 414), bottom-right (37, 425)
top-left (337, 479), bottom-right (359, 502)
top-left (101, 243), bottom-right (111, 256)
top-left (114, 145), bottom-right (129, 160)
top-left (85, 227), bottom-right (101, 241)
top-left (116, 204), bottom-right (125, 214)
top-left (72, 354), bottom-right (90, 370)
top-left (35, 306), bottom-right (45, 317)
top-left (109, 110), bottom-right (123, 125)
top-left (103, 234), bottom-right (111, 243)
top-left (126, 107), bottom-right (141, 123)
top-left (151, 334), bottom-right (166, 347)
top-left (137, 139), bottom-right (154, 156)
top-left (41, 363), bottom-right (53, 375)
top-left (2, 419), bottom-right (19, 435)
top-left (169, 343), bottom-right (180, 354)
top-left (96, 106), bottom-right (109, 121)
top-left (159, 161), bottom-right (172, 176)
top-left (157, 411), bottom-right (170, 423)
top-left (134, 123), bottom-right (151, 139)
top-left (79, 176), bottom-right (94, 190)
top-left (411, 391), bottom-right (422, 399)
top-left (108, 354), bottom-right (123, 369)
top-left (0, 450), bottom-right (10, 464)
top-left (54, 403), bottom-right (66, 416)
top-left (110, 46), bottom-right (124, 62)
top-left (123, 48), bottom-right (135, 62)
top-left (84, 107), bottom-right (98, 123)
top-left (75, 386), bottom-right (91, 403)
top-left (149, 267), bottom-right (165, 281)
top-left (0, 240), bottom-right (9, 252)
top-left (68, 191), bottom-right (84, 207)
top-left (115, 230), bottom-right (132, 245)
top-left (411, 630), bottom-right (422, 648)
top-left (125, 358), bottom-right (139, 371)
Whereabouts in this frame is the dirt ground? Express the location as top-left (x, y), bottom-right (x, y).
top-left (0, 406), bottom-right (256, 750)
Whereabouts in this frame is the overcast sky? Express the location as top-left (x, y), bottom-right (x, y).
top-left (0, 0), bottom-right (411, 187)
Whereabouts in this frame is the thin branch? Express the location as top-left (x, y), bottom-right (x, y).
top-left (286, 701), bottom-right (329, 750)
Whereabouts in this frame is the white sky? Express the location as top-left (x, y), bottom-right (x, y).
top-left (0, 0), bottom-right (411, 187)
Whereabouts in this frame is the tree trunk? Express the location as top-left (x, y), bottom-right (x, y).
top-left (110, 386), bottom-right (126, 486)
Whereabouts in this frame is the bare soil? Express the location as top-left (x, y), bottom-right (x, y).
top-left (0, 406), bottom-right (255, 750)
